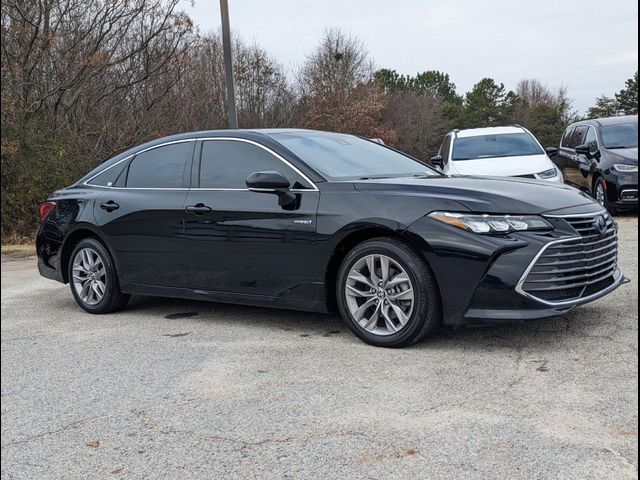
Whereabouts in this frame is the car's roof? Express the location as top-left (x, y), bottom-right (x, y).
top-left (573, 114), bottom-right (638, 127)
top-left (75, 128), bottom-right (345, 185)
top-left (454, 126), bottom-right (527, 138)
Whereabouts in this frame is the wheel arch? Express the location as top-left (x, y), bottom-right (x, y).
top-left (324, 226), bottom-right (434, 312)
top-left (60, 224), bottom-right (118, 283)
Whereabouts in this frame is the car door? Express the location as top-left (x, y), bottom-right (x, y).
top-left (556, 126), bottom-right (574, 182)
top-left (183, 138), bottom-right (320, 300)
top-left (93, 140), bottom-right (195, 288)
top-left (580, 126), bottom-right (600, 192)
top-left (570, 125), bottom-right (591, 189)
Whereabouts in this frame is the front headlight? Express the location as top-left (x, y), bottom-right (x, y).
top-left (428, 212), bottom-right (553, 234)
top-left (613, 164), bottom-right (638, 173)
top-left (538, 168), bottom-right (558, 179)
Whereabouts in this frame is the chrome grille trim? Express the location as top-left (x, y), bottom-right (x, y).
top-left (516, 212), bottom-right (619, 306)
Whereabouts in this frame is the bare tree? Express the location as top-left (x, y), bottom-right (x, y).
top-left (384, 92), bottom-right (451, 160)
top-left (297, 28), bottom-right (395, 142)
top-left (509, 79), bottom-right (575, 146)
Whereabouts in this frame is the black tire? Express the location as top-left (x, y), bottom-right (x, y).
top-left (68, 237), bottom-right (130, 314)
top-left (336, 237), bottom-right (441, 348)
top-left (593, 177), bottom-right (618, 215)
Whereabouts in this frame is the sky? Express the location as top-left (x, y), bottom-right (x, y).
top-left (180, 0), bottom-right (638, 114)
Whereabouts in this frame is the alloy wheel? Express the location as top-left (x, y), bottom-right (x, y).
top-left (344, 254), bottom-right (415, 336)
top-left (595, 182), bottom-right (606, 206)
top-left (72, 247), bottom-right (107, 305)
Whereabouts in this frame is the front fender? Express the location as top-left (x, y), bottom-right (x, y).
top-left (403, 215), bottom-right (528, 326)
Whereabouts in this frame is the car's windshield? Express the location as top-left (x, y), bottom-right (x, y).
top-left (601, 123), bottom-right (638, 149)
top-left (452, 132), bottom-right (544, 161)
top-left (270, 131), bottom-right (438, 180)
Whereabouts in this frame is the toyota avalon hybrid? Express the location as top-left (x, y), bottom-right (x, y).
top-left (37, 129), bottom-right (628, 347)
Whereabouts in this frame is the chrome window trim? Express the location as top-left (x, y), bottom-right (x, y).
top-left (197, 137), bottom-right (318, 191)
top-left (83, 139), bottom-right (197, 187)
top-left (83, 137), bottom-right (318, 192)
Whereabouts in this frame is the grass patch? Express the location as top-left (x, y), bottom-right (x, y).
top-left (1, 244), bottom-right (36, 258)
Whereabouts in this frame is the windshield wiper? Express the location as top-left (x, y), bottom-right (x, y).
top-left (607, 145), bottom-right (636, 149)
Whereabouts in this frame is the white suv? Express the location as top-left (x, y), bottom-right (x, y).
top-left (431, 126), bottom-right (563, 182)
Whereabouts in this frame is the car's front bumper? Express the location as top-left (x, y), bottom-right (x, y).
top-left (462, 268), bottom-right (628, 326)
top-left (605, 170), bottom-right (638, 209)
top-left (405, 207), bottom-right (627, 327)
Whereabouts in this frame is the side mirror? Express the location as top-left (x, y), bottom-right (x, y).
top-left (430, 155), bottom-right (445, 169)
top-left (545, 147), bottom-right (559, 157)
top-left (575, 144), bottom-right (592, 157)
top-left (246, 171), bottom-right (298, 209)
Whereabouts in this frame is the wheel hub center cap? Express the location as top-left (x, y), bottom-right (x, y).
top-left (377, 288), bottom-right (386, 299)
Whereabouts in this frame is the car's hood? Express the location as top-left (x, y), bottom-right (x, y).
top-left (605, 147), bottom-right (638, 163)
top-left (449, 154), bottom-right (553, 177)
top-left (354, 175), bottom-right (599, 215)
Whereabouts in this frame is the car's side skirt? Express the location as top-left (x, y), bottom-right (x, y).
top-left (120, 282), bottom-right (329, 314)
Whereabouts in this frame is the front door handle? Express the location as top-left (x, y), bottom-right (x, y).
top-left (185, 203), bottom-right (212, 214)
top-left (100, 201), bottom-right (119, 212)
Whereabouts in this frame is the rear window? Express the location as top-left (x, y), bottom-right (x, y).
top-left (87, 162), bottom-right (127, 187)
top-left (126, 142), bottom-right (192, 188)
top-left (452, 133), bottom-right (544, 161)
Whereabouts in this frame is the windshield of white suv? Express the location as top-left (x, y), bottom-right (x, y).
top-left (452, 132), bottom-right (544, 161)
top-left (601, 123), bottom-right (638, 149)
top-left (271, 131), bottom-right (439, 180)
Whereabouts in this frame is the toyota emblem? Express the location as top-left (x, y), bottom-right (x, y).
top-left (595, 215), bottom-right (607, 235)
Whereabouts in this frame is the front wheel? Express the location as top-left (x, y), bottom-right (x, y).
top-left (336, 238), bottom-right (441, 347)
top-left (68, 238), bottom-right (130, 314)
top-left (593, 177), bottom-right (617, 214)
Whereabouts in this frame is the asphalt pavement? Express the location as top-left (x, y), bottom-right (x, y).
top-left (1, 217), bottom-right (638, 479)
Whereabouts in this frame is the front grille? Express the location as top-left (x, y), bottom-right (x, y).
top-left (519, 212), bottom-right (618, 304)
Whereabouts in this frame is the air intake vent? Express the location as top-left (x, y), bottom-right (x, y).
top-left (518, 213), bottom-right (618, 304)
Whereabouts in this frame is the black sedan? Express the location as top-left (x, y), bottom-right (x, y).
top-left (553, 115), bottom-right (638, 212)
top-left (36, 129), bottom-right (628, 347)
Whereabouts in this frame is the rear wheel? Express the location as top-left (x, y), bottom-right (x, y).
top-left (336, 238), bottom-right (440, 347)
top-left (68, 238), bottom-right (129, 314)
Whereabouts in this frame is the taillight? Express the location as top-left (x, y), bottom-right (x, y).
top-left (38, 201), bottom-right (57, 220)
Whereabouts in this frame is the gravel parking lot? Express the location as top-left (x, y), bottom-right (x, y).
top-left (1, 217), bottom-right (638, 480)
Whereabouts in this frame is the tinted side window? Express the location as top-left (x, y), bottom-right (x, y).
top-left (571, 126), bottom-right (589, 149)
top-left (584, 127), bottom-right (598, 153)
top-left (561, 126), bottom-right (575, 147)
top-left (199, 140), bottom-right (310, 189)
top-left (126, 142), bottom-right (192, 188)
top-left (439, 135), bottom-right (452, 164)
top-left (87, 161), bottom-right (127, 187)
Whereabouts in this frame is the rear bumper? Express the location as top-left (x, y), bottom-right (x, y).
top-left (37, 255), bottom-right (64, 283)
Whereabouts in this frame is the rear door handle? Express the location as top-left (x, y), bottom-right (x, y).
top-left (185, 203), bottom-right (212, 214)
top-left (100, 201), bottom-right (119, 212)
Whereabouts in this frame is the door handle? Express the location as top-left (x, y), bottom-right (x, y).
top-left (100, 200), bottom-right (119, 212)
top-left (185, 203), bottom-right (212, 214)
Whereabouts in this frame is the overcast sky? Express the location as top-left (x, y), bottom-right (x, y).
top-left (181, 0), bottom-right (638, 113)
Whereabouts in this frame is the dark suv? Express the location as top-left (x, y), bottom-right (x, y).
top-left (552, 115), bottom-right (638, 212)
